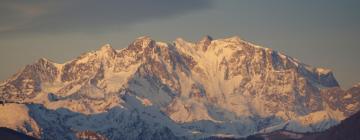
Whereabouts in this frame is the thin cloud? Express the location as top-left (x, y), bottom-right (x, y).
top-left (0, 0), bottom-right (213, 35)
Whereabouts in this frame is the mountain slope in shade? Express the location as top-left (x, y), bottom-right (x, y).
top-left (248, 105), bottom-right (360, 140)
top-left (235, 84), bottom-right (360, 140)
top-left (0, 127), bottom-right (38, 140)
top-left (310, 109), bottom-right (360, 140)
top-left (301, 84), bottom-right (360, 140)
top-left (0, 36), bottom-right (359, 139)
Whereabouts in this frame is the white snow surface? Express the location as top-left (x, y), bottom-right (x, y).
top-left (0, 35), bottom-right (356, 140)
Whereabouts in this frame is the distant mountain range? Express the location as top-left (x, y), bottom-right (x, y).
top-left (0, 36), bottom-right (359, 140)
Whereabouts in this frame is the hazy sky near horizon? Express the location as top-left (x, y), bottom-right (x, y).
top-left (0, 0), bottom-right (359, 88)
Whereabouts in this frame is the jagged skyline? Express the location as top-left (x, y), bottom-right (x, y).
top-left (2, 35), bottom-right (357, 139)
top-left (0, 0), bottom-right (360, 88)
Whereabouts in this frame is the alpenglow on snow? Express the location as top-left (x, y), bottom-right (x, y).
top-left (0, 35), bottom-right (359, 140)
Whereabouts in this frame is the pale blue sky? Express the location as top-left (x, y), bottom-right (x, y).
top-left (0, 0), bottom-right (359, 88)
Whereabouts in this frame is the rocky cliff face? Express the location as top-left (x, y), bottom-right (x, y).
top-left (0, 36), bottom-right (358, 139)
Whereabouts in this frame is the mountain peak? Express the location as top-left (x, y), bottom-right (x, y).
top-left (93, 44), bottom-right (116, 59)
top-left (99, 44), bottom-right (112, 51)
top-left (128, 36), bottom-right (155, 52)
top-left (1, 35), bottom-right (358, 140)
top-left (38, 57), bottom-right (49, 62)
top-left (220, 36), bottom-right (242, 42)
top-left (354, 82), bottom-right (360, 88)
top-left (135, 36), bottom-right (153, 43)
top-left (37, 57), bottom-right (54, 64)
top-left (174, 37), bottom-right (191, 45)
top-left (315, 67), bottom-right (332, 75)
top-left (229, 35), bottom-right (242, 40)
top-left (197, 35), bottom-right (213, 51)
top-left (199, 35), bottom-right (213, 43)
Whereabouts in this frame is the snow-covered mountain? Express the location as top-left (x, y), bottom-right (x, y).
top-left (0, 36), bottom-right (359, 140)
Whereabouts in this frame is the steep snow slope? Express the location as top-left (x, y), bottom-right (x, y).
top-left (0, 35), bottom-right (358, 139)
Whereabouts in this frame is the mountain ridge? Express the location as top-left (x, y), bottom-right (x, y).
top-left (0, 35), bottom-right (358, 139)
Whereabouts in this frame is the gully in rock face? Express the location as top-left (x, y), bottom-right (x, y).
top-left (0, 36), bottom-right (359, 140)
